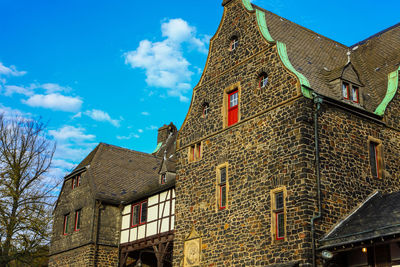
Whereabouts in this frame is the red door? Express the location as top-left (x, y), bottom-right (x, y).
top-left (228, 90), bottom-right (238, 126)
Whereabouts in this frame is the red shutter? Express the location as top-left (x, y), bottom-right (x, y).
top-left (228, 90), bottom-right (238, 126)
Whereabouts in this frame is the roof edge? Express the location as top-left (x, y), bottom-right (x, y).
top-left (350, 22), bottom-right (400, 48)
top-left (320, 191), bottom-right (380, 241)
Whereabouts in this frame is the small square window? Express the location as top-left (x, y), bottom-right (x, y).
top-left (131, 204), bottom-right (140, 227)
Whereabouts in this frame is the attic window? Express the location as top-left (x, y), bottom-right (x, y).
top-left (259, 73), bottom-right (268, 88)
top-left (230, 36), bottom-right (238, 51)
top-left (202, 102), bottom-right (210, 118)
top-left (161, 173), bottom-right (167, 184)
top-left (342, 82), bottom-right (360, 103)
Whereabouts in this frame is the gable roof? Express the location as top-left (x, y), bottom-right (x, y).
top-left (252, 3), bottom-right (400, 114)
top-left (319, 191), bottom-right (400, 249)
top-left (68, 143), bottom-right (174, 205)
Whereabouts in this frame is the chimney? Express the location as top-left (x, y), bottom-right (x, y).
top-left (157, 122), bottom-right (177, 145)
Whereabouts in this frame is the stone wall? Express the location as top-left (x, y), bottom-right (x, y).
top-left (173, 0), bottom-right (317, 265)
top-left (49, 244), bottom-right (118, 267)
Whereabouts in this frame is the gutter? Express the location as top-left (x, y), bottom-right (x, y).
top-left (311, 93), bottom-right (323, 267)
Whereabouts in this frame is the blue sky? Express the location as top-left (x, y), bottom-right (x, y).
top-left (0, 0), bottom-right (399, 178)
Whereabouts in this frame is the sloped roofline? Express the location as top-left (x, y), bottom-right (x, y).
top-left (350, 22), bottom-right (400, 48)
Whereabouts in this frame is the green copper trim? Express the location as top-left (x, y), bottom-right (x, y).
top-left (255, 9), bottom-right (275, 43)
top-left (242, 0), bottom-right (254, 11)
top-left (152, 142), bottom-right (162, 153)
top-left (277, 41), bottom-right (313, 99)
top-left (374, 66), bottom-right (400, 116)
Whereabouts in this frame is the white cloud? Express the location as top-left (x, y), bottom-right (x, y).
top-left (4, 85), bottom-right (33, 96)
top-left (0, 62), bottom-right (27, 77)
top-left (22, 93), bottom-right (83, 112)
top-left (49, 125), bottom-right (95, 141)
top-left (141, 111), bottom-right (150, 116)
top-left (138, 129), bottom-right (143, 133)
top-left (39, 83), bottom-right (71, 93)
top-left (84, 109), bottom-right (121, 127)
top-left (116, 133), bottom-right (140, 140)
top-left (124, 18), bottom-right (208, 102)
top-left (0, 103), bottom-right (31, 118)
top-left (72, 112), bottom-right (82, 119)
top-left (146, 125), bottom-right (158, 130)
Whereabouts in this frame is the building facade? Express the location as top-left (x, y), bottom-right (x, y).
top-left (173, 0), bottom-right (400, 266)
top-left (49, 124), bottom-right (177, 267)
top-left (49, 0), bottom-right (400, 266)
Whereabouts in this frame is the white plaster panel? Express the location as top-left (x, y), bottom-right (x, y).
top-left (121, 215), bottom-right (130, 229)
top-left (120, 230), bottom-right (129, 243)
top-left (172, 199), bottom-right (175, 215)
top-left (159, 191), bottom-right (168, 201)
top-left (163, 201), bottom-right (170, 216)
top-left (122, 205), bottom-right (131, 215)
top-left (146, 221), bottom-right (157, 237)
top-left (147, 205), bottom-right (158, 221)
top-left (148, 194), bottom-right (159, 206)
top-left (129, 228), bottom-right (137, 242)
top-left (171, 216), bottom-right (175, 230)
top-left (172, 189), bottom-right (175, 198)
top-left (138, 225), bottom-right (146, 240)
top-left (160, 218), bottom-right (169, 233)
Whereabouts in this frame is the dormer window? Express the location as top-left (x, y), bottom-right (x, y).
top-left (352, 86), bottom-right (359, 103)
top-left (230, 36), bottom-right (238, 51)
top-left (342, 82), bottom-right (360, 104)
top-left (161, 173), bottom-right (167, 184)
top-left (342, 82), bottom-right (350, 100)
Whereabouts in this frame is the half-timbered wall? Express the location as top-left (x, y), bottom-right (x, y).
top-left (120, 188), bottom-right (175, 244)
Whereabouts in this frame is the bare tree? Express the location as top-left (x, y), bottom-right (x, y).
top-left (0, 114), bottom-right (56, 266)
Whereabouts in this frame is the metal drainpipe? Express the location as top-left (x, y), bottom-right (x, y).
top-left (311, 93), bottom-right (323, 267)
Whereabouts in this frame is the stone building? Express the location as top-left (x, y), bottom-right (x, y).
top-left (173, 0), bottom-right (400, 266)
top-left (49, 0), bottom-right (400, 266)
top-left (49, 123), bottom-right (177, 266)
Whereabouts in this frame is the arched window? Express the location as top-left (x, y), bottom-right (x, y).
top-left (202, 102), bottom-right (210, 118)
top-left (259, 73), bottom-right (268, 88)
top-left (230, 36), bottom-right (239, 51)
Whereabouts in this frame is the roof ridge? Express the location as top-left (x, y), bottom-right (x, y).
top-left (99, 142), bottom-right (161, 158)
top-left (350, 22), bottom-right (400, 48)
top-left (253, 4), bottom-right (348, 49)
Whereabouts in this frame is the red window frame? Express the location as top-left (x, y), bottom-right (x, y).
top-left (161, 173), bottom-right (166, 184)
top-left (352, 86), bottom-right (359, 103)
top-left (63, 214), bottom-right (70, 235)
top-left (131, 201), bottom-right (148, 227)
top-left (71, 177), bottom-right (75, 189)
top-left (276, 211), bottom-right (284, 240)
top-left (74, 210), bottom-right (81, 231)
top-left (219, 185), bottom-right (226, 210)
top-left (197, 143), bottom-right (201, 159)
top-left (342, 82), bottom-right (350, 100)
top-left (76, 175), bottom-right (80, 187)
top-left (228, 90), bottom-right (238, 126)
